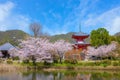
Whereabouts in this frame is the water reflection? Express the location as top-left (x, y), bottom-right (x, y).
top-left (0, 71), bottom-right (120, 80)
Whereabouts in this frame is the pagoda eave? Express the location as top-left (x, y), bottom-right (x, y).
top-left (72, 35), bottom-right (89, 40)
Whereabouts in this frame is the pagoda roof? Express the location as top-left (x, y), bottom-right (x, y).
top-left (73, 31), bottom-right (89, 36)
top-left (74, 42), bottom-right (90, 45)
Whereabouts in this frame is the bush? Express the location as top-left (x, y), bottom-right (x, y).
top-left (112, 61), bottom-right (120, 66)
top-left (94, 61), bottom-right (102, 66)
top-left (84, 62), bottom-right (95, 66)
top-left (44, 61), bottom-right (52, 66)
top-left (64, 59), bottom-right (70, 63)
top-left (53, 59), bottom-right (58, 63)
top-left (70, 59), bottom-right (78, 64)
top-left (23, 59), bottom-right (29, 64)
top-left (6, 60), bottom-right (13, 64)
top-left (101, 60), bottom-right (111, 65)
top-left (12, 56), bottom-right (19, 60)
top-left (78, 60), bottom-right (111, 66)
top-left (100, 64), bottom-right (108, 67)
top-left (64, 59), bottom-right (78, 64)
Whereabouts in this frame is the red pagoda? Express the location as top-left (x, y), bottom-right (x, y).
top-left (72, 26), bottom-right (90, 49)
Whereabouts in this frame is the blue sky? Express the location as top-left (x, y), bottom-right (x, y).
top-left (0, 0), bottom-right (120, 35)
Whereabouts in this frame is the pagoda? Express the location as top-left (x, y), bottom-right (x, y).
top-left (72, 25), bottom-right (90, 49)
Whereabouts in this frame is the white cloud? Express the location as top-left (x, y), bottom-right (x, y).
top-left (61, 0), bottom-right (99, 33)
top-left (0, 1), bottom-right (14, 22)
top-left (60, 0), bottom-right (120, 35)
top-left (84, 7), bottom-right (120, 35)
top-left (0, 1), bottom-right (30, 33)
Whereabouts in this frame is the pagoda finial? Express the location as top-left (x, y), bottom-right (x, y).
top-left (79, 23), bottom-right (81, 32)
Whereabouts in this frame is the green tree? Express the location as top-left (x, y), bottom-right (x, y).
top-left (115, 36), bottom-right (120, 44)
top-left (90, 28), bottom-right (110, 47)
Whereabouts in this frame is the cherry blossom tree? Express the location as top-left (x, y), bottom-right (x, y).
top-left (9, 47), bottom-right (20, 58)
top-left (53, 40), bottom-right (72, 63)
top-left (9, 37), bottom-right (53, 63)
top-left (9, 37), bottom-right (72, 64)
top-left (86, 42), bottom-right (116, 60)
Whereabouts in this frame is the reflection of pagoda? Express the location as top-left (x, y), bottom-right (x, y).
top-left (72, 25), bottom-right (90, 49)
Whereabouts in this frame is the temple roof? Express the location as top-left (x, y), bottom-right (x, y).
top-left (0, 42), bottom-right (15, 50)
top-left (74, 42), bottom-right (90, 45)
top-left (73, 31), bottom-right (89, 36)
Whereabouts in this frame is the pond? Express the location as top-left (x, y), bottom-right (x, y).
top-left (0, 70), bottom-right (120, 80)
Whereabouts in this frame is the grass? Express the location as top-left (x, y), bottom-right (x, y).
top-left (0, 60), bottom-right (120, 71)
top-left (17, 60), bottom-right (120, 67)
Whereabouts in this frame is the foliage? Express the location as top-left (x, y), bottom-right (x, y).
top-left (49, 32), bottom-right (75, 43)
top-left (113, 36), bottom-right (120, 44)
top-left (23, 59), bottom-right (29, 64)
top-left (44, 61), bottom-right (52, 66)
top-left (49, 32), bottom-right (90, 43)
top-left (64, 59), bottom-right (78, 64)
top-left (6, 60), bottom-right (13, 64)
top-left (77, 60), bottom-right (116, 67)
top-left (12, 56), bottom-right (19, 60)
top-left (90, 28), bottom-right (110, 47)
top-left (0, 30), bottom-right (28, 46)
top-left (112, 61), bottom-right (120, 66)
top-left (116, 36), bottom-right (120, 43)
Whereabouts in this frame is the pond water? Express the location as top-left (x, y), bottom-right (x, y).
top-left (0, 70), bottom-right (120, 80)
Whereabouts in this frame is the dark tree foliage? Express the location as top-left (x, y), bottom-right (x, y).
top-left (112, 36), bottom-right (120, 44)
top-left (116, 36), bottom-right (120, 43)
top-left (90, 28), bottom-right (110, 47)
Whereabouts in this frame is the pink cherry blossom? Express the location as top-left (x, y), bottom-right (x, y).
top-left (53, 40), bottom-right (72, 63)
top-left (9, 37), bottom-right (72, 63)
top-left (86, 42), bottom-right (116, 60)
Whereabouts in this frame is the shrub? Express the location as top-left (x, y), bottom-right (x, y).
top-left (53, 59), bottom-right (58, 63)
top-left (112, 61), bottom-right (119, 66)
top-left (44, 61), bottom-right (52, 66)
top-left (84, 62), bottom-right (95, 66)
top-left (6, 60), bottom-right (13, 64)
top-left (100, 64), bottom-right (108, 67)
top-left (101, 60), bottom-right (111, 65)
top-left (70, 59), bottom-right (78, 64)
top-left (12, 56), bottom-right (19, 60)
top-left (64, 59), bottom-right (70, 63)
top-left (23, 59), bottom-right (29, 64)
top-left (94, 61), bottom-right (102, 66)
top-left (64, 59), bottom-right (78, 64)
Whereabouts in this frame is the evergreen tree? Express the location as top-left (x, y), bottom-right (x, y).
top-left (90, 28), bottom-right (110, 47)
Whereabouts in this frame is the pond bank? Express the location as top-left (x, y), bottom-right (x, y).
top-left (0, 63), bottom-right (120, 72)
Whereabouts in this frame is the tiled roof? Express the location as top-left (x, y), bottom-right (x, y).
top-left (74, 32), bottom-right (89, 36)
top-left (0, 43), bottom-right (15, 50)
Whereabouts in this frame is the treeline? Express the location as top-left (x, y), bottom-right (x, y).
top-left (0, 30), bottom-right (28, 46)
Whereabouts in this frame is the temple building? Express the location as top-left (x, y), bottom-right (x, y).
top-left (0, 42), bottom-right (15, 58)
top-left (72, 26), bottom-right (90, 50)
top-left (65, 25), bottom-right (90, 60)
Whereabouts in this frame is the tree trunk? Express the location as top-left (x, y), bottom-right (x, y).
top-left (32, 56), bottom-right (36, 66)
top-left (60, 57), bottom-right (62, 64)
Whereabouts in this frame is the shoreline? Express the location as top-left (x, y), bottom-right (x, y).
top-left (1, 63), bottom-right (120, 72)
